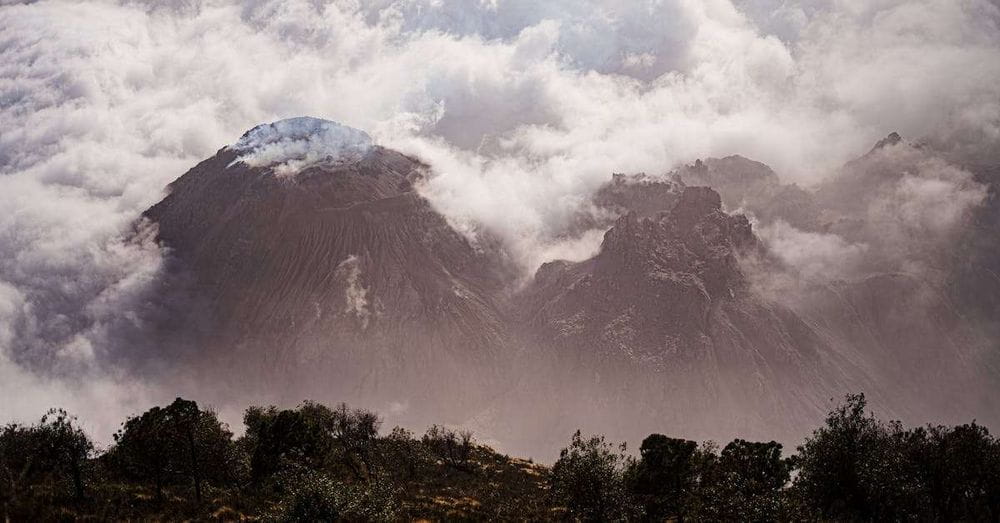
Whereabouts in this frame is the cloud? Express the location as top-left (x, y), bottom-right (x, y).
top-left (336, 254), bottom-right (371, 329)
top-left (867, 151), bottom-right (987, 242)
top-left (757, 221), bottom-right (869, 281)
top-left (230, 116), bottom-right (375, 175)
top-left (0, 0), bottom-right (998, 438)
top-left (753, 141), bottom-right (988, 283)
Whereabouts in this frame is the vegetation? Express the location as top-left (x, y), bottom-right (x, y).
top-left (2, 393), bottom-right (999, 521)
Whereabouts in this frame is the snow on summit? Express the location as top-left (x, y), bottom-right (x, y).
top-left (229, 117), bottom-right (374, 175)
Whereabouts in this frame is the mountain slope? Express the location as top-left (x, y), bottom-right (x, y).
top-left (142, 118), bottom-right (515, 421)
top-left (513, 186), bottom-right (873, 444)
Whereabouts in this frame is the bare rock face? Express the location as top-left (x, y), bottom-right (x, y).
top-left (142, 119), bottom-right (515, 421)
top-left (515, 186), bottom-right (867, 444)
top-left (521, 186), bottom-right (756, 364)
top-left (593, 172), bottom-right (684, 219)
top-left (678, 155), bottom-right (821, 230)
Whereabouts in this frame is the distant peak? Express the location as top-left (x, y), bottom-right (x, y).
top-left (672, 186), bottom-right (722, 221)
top-left (228, 117), bottom-right (374, 175)
top-left (872, 131), bottom-right (902, 151)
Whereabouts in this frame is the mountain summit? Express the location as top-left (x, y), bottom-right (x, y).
top-left (227, 117), bottom-right (375, 175)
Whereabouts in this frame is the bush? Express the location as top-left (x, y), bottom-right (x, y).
top-left (383, 426), bottom-right (421, 480)
top-left (422, 425), bottom-right (474, 472)
top-left (264, 466), bottom-right (399, 522)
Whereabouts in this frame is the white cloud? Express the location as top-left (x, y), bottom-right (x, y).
top-left (336, 254), bottom-right (371, 329)
top-left (0, 0), bottom-right (998, 437)
top-left (230, 116), bottom-right (375, 175)
top-left (757, 220), bottom-right (869, 281)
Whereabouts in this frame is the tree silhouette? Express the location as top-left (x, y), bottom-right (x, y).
top-left (792, 393), bottom-right (921, 520)
top-left (626, 433), bottom-right (711, 521)
top-left (0, 408), bottom-right (93, 506)
top-left (904, 422), bottom-right (1000, 520)
top-left (243, 401), bottom-right (382, 483)
top-left (422, 425), bottom-right (474, 473)
top-left (110, 398), bottom-right (236, 502)
top-left (697, 439), bottom-right (790, 521)
top-left (550, 430), bottom-right (639, 521)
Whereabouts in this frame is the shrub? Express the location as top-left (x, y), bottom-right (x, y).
top-left (264, 467), bottom-right (399, 522)
top-left (422, 425), bottom-right (474, 472)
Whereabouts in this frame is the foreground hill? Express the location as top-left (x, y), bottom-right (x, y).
top-left (3, 395), bottom-right (999, 521)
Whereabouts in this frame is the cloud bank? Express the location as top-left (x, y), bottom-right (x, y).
top-left (1, 0), bottom-right (999, 438)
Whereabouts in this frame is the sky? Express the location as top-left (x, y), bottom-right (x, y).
top-left (1, 0), bottom-right (999, 439)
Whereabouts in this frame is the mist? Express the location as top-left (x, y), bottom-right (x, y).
top-left (2, 0), bottom-right (999, 447)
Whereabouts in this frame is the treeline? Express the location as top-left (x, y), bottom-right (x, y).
top-left (552, 394), bottom-right (1000, 521)
top-left (2, 394), bottom-right (999, 521)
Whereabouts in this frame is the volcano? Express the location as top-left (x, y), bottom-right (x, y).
top-left (143, 118), bottom-right (516, 424)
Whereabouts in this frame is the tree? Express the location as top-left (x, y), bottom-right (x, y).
top-left (904, 422), bottom-right (1000, 520)
top-left (791, 393), bottom-right (917, 520)
top-left (383, 426), bottom-right (420, 480)
top-left (243, 403), bottom-right (336, 484)
top-left (550, 430), bottom-right (639, 522)
top-left (110, 398), bottom-right (237, 501)
top-left (696, 439), bottom-right (791, 521)
top-left (0, 409), bottom-right (93, 506)
top-left (242, 401), bottom-right (382, 484)
top-left (330, 403), bottom-right (381, 480)
top-left (38, 409), bottom-right (93, 502)
top-left (422, 425), bottom-right (474, 472)
top-left (626, 433), bottom-right (713, 521)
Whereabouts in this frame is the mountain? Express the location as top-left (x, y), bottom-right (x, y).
top-left (142, 118), bottom-right (516, 423)
top-left (670, 135), bottom-right (1000, 426)
top-left (136, 120), bottom-right (1000, 456)
top-left (512, 184), bottom-right (873, 446)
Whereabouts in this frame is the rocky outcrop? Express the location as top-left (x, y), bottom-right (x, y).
top-left (514, 186), bottom-right (869, 445)
top-left (677, 155), bottom-right (822, 231)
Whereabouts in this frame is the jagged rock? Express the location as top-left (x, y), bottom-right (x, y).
top-left (675, 155), bottom-right (822, 231)
top-left (593, 172), bottom-right (683, 219)
top-left (513, 186), bottom-right (865, 445)
top-left (872, 131), bottom-right (903, 151)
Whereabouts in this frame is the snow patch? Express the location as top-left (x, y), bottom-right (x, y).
top-left (228, 117), bottom-right (373, 175)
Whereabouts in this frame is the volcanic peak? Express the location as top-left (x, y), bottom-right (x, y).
top-left (227, 117), bottom-right (374, 174)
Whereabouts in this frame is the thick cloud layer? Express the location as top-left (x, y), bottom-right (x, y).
top-left (1, 0), bottom-right (999, 439)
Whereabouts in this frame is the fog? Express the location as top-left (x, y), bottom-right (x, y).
top-left (1, 0), bottom-right (999, 446)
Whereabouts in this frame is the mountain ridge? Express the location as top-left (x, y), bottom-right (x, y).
top-left (133, 120), bottom-right (1000, 456)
